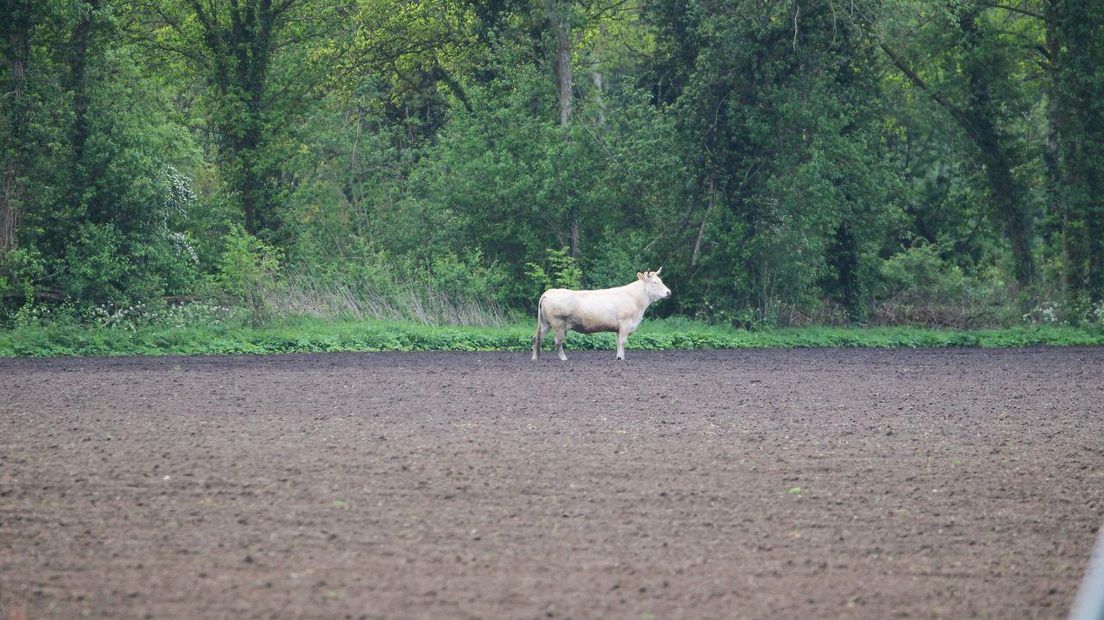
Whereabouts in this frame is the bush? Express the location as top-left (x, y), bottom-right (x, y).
top-left (59, 223), bottom-right (131, 306)
top-left (215, 226), bottom-right (282, 324)
top-left (0, 248), bottom-right (47, 308)
top-left (873, 244), bottom-right (1013, 327)
top-left (525, 247), bottom-right (583, 299)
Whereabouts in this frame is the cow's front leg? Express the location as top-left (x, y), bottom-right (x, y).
top-left (616, 325), bottom-right (630, 361)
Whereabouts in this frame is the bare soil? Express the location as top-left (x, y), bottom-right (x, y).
top-left (2, 348), bottom-right (1103, 619)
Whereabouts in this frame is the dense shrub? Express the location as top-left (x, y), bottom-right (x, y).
top-left (872, 244), bottom-right (1015, 327)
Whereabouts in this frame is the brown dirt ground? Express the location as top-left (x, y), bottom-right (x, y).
top-left (1, 348), bottom-right (1103, 619)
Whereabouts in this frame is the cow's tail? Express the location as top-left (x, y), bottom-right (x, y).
top-left (532, 292), bottom-right (549, 358)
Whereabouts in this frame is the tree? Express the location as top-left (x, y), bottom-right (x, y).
top-left (1050, 0), bottom-right (1104, 303)
top-left (1, 0), bottom-right (35, 254)
top-left (131, 0), bottom-right (339, 239)
top-left (645, 0), bottom-right (898, 320)
top-left (0, 0), bottom-right (205, 308)
top-left (876, 1), bottom-right (1038, 290)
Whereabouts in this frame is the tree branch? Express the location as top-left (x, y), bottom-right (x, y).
top-left (125, 30), bottom-right (205, 63)
top-left (877, 40), bottom-right (980, 142)
top-left (976, 2), bottom-right (1042, 19)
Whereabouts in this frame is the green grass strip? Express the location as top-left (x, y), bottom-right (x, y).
top-left (2, 317), bottom-right (1102, 358)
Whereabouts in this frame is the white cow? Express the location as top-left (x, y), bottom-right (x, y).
top-left (532, 269), bottom-right (672, 361)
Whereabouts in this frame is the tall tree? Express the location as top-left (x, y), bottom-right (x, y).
top-left (1, 0), bottom-right (35, 254)
top-left (648, 0), bottom-right (897, 317)
top-left (1051, 0), bottom-right (1104, 302)
top-left (548, 0), bottom-right (573, 127)
top-left (192, 0), bottom-right (291, 236)
top-left (66, 0), bottom-right (101, 223)
top-left (876, 1), bottom-right (1037, 289)
top-left (132, 0), bottom-right (334, 238)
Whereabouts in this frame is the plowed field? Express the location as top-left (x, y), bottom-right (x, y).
top-left (2, 348), bottom-right (1102, 618)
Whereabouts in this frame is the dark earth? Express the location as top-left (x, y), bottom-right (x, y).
top-left (2, 347), bottom-right (1103, 619)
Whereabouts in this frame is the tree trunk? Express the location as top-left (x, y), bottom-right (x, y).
top-left (979, 146), bottom-right (1034, 288)
top-left (827, 222), bottom-right (862, 319)
top-left (1042, 0), bottom-right (1063, 271)
top-left (1, 0), bottom-right (32, 254)
top-left (957, 10), bottom-right (1034, 289)
top-left (236, 0), bottom-right (274, 236)
top-left (591, 70), bottom-right (605, 126)
top-left (548, 1), bottom-right (578, 255)
top-left (878, 15), bottom-right (1036, 290)
top-left (67, 0), bottom-right (100, 221)
top-left (591, 21), bottom-right (606, 127)
top-left (552, 6), bottom-right (573, 128)
top-left (1051, 0), bottom-right (1104, 301)
top-left (190, 0), bottom-right (287, 237)
top-left (692, 174), bottom-right (716, 267)
top-left (239, 146), bottom-right (262, 236)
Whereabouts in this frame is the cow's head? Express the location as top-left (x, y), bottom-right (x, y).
top-left (637, 268), bottom-right (672, 301)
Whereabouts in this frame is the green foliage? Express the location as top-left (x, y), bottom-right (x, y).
top-left (877, 0), bottom-right (1041, 289)
top-left (525, 247), bottom-right (583, 297)
top-left (0, 248), bottom-right (46, 305)
top-left (1052, 0), bottom-right (1104, 301)
top-left (399, 49), bottom-right (689, 306)
top-left (3, 314), bottom-right (1102, 358)
top-left (873, 243), bottom-right (1018, 327)
top-left (215, 226), bottom-right (282, 324)
top-left (879, 244), bottom-right (969, 303)
top-left (59, 223), bottom-right (128, 305)
top-left (3, 0), bottom-right (1104, 339)
top-left (1, 1), bottom-right (203, 317)
top-left (643, 0), bottom-right (903, 323)
top-left (264, 247), bottom-right (511, 326)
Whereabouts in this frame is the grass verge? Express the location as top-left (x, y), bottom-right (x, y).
top-left (2, 317), bottom-right (1102, 358)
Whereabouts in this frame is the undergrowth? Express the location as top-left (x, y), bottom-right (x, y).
top-left (2, 316), bottom-right (1102, 358)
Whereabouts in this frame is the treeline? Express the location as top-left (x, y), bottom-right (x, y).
top-left (1, 0), bottom-right (1102, 327)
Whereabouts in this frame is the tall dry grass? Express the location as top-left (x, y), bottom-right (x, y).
top-left (265, 278), bottom-right (509, 327)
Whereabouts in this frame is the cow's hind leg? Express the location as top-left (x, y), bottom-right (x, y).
top-left (532, 321), bottom-right (550, 360)
top-left (554, 326), bottom-right (568, 361)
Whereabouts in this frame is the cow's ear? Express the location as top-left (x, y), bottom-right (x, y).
top-left (637, 272), bottom-right (645, 280)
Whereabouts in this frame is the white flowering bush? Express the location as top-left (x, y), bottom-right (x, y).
top-left (1022, 301), bottom-right (1064, 325)
top-left (1091, 300), bottom-right (1104, 327)
top-left (12, 302), bottom-right (59, 328)
top-left (82, 301), bottom-right (244, 331)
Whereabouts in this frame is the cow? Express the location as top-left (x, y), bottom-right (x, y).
top-left (532, 268), bottom-right (672, 361)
